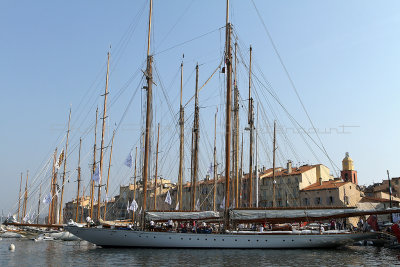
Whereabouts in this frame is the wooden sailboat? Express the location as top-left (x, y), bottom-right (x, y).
top-left (64, 0), bottom-right (392, 248)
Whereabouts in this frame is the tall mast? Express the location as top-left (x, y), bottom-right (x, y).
top-left (233, 41), bottom-right (239, 208)
top-left (103, 131), bottom-right (115, 220)
top-left (225, 0), bottom-right (232, 218)
top-left (239, 133), bottom-right (243, 207)
top-left (177, 62), bottom-right (184, 210)
top-left (75, 138), bottom-right (82, 223)
top-left (37, 185), bottom-right (41, 224)
top-left (132, 147), bottom-right (137, 223)
top-left (48, 148), bottom-right (57, 224)
top-left (213, 109), bottom-right (218, 211)
top-left (23, 170), bottom-right (29, 220)
top-left (142, 0), bottom-right (153, 227)
top-left (192, 64), bottom-right (200, 210)
top-left (272, 120), bottom-right (277, 207)
top-left (248, 45), bottom-right (253, 207)
top-left (59, 108), bottom-right (71, 224)
top-left (17, 172), bottom-right (23, 222)
top-left (97, 51), bottom-right (110, 222)
top-left (154, 123), bottom-right (160, 210)
top-left (255, 104), bottom-right (259, 208)
top-left (90, 107), bottom-right (98, 219)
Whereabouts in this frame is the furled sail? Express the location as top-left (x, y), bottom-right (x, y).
top-left (145, 211), bottom-right (221, 221)
top-left (230, 207), bottom-right (400, 223)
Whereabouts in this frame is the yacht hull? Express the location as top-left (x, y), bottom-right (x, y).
top-left (65, 226), bottom-right (375, 248)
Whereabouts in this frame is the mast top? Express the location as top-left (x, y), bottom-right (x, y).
top-left (147, 0), bottom-right (153, 57)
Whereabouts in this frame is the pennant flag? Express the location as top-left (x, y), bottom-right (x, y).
top-left (220, 197), bottom-right (225, 209)
top-left (129, 200), bottom-right (138, 212)
top-left (126, 201), bottom-right (130, 212)
top-left (195, 199), bottom-right (200, 210)
top-left (124, 152), bottom-right (133, 168)
top-left (208, 163), bottom-right (213, 174)
top-left (165, 191), bottom-right (172, 205)
top-left (56, 149), bottom-right (64, 170)
top-left (23, 213), bottom-right (29, 223)
top-left (175, 202), bottom-right (179, 211)
top-left (92, 165), bottom-right (101, 184)
top-left (43, 193), bottom-right (52, 204)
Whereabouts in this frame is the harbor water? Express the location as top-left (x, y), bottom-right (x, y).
top-left (1, 238), bottom-right (400, 266)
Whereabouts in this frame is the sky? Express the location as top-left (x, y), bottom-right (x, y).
top-left (0, 0), bottom-right (400, 216)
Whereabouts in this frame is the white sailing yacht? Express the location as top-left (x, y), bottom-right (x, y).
top-left (65, 0), bottom-right (386, 248)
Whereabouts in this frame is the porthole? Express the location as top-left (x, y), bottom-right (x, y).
top-left (169, 237), bottom-right (172, 239)
top-left (222, 239), bottom-right (225, 241)
top-left (189, 238), bottom-right (192, 240)
top-left (235, 239), bottom-right (237, 241)
top-left (181, 238), bottom-right (183, 240)
top-left (197, 238), bottom-right (199, 240)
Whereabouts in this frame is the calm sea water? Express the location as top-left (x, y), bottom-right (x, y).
top-left (1, 238), bottom-right (400, 266)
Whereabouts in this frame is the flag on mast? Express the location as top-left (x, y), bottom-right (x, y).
top-left (175, 202), bottom-right (179, 210)
top-left (92, 165), bottom-right (101, 184)
top-left (165, 191), bottom-right (172, 205)
top-left (43, 193), bottom-right (52, 204)
top-left (220, 197), bottom-right (225, 209)
top-left (129, 200), bottom-right (138, 212)
top-left (124, 151), bottom-right (133, 168)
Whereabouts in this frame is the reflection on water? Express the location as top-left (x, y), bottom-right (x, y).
top-left (1, 238), bottom-right (400, 266)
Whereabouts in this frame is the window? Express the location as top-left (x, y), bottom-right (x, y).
top-left (327, 196), bottom-right (334, 205)
top-left (278, 200), bottom-right (282, 207)
top-left (315, 197), bottom-right (321, 205)
top-left (344, 196), bottom-right (349, 205)
top-left (303, 198), bottom-right (309, 206)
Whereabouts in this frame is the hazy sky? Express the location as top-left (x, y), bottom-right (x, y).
top-left (1, 0), bottom-right (400, 216)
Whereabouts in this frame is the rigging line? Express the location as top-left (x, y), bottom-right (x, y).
top-left (236, 42), bottom-right (336, 170)
top-left (250, 0), bottom-right (338, 176)
top-left (183, 60), bottom-right (223, 108)
top-left (154, 0), bottom-right (195, 51)
top-left (153, 26), bottom-right (225, 56)
top-left (252, 71), bottom-right (340, 172)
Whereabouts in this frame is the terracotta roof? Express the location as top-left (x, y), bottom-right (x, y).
top-left (262, 164), bottom-right (319, 178)
top-left (301, 180), bottom-right (349, 191)
top-left (360, 196), bottom-right (400, 203)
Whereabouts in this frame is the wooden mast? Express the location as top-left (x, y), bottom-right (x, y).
top-left (132, 147), bottom-right (137, 223)
top-left (103, 130), bottom-right (115, 220)
top-left (177, 62), bottom-right (184, 210)
top-left (22, 170), bottom-right (29, 220)
top-left (75, 138), bottom-right (82, 223)
top-left (17, 172), bottom-right (23, 222)
top-left (142, 0), bottom-right (153, 228)
top-left (233, 41), bottom-right (239, 208)
top-left (239, 133), bottom-right (243, 207)
top-left (97, 51), bottom-right (110, 222)
top-left (59, 108), bottom-right (72, 224)
top-left (272, 120), bottom-right (277, 207)
top-left (248, 45), bottom-right (253, 208)
top-left (213, 108), bottom-right (218, 211)
top-left (192, 64), bottom-right (200, 210)
top-left (37, 185), bottom-right (41, 224)
top-left (255, 104), bottom-right (259, 207)
top-left (225, 0), bottom-right (232, 217)
top-left (90, 107), bottom-right (98, 219)
top-left (48, 148), bottom-right (57, 224)
top-left (154, 123), bottom-right (160, 210)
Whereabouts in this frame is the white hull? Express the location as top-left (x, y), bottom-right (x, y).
top-left (65, 226), bottom-right (375, 248)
